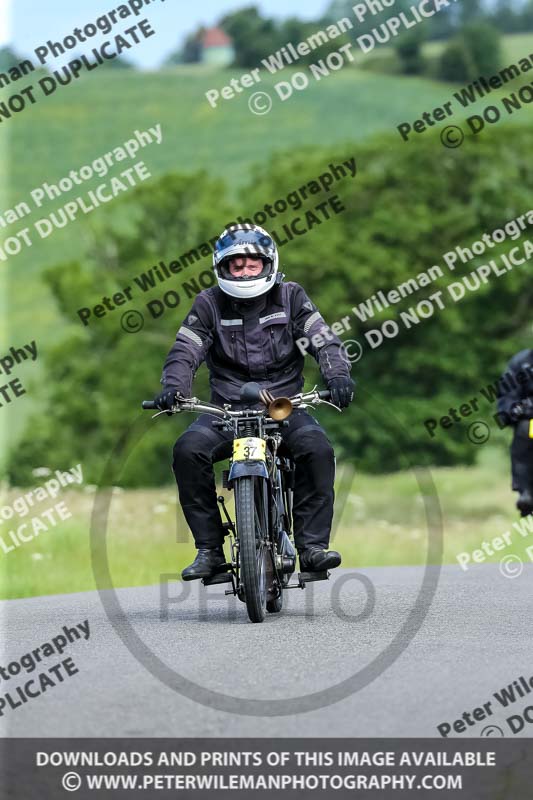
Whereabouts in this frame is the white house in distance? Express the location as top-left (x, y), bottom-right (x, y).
top-left (200, 27), bottom-right (235, 66)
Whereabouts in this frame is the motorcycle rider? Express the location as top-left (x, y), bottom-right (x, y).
top-left (496, 347), bottom-right (533, 516)
top-left (154, 224), bottom-right (355, 580)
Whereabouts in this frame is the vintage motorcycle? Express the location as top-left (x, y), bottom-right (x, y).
top-left (143, 382), bottom-right (338, 623)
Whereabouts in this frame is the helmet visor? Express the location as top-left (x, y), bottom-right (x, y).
top-left (219, 255), bottom-right (272, 282)
top-left (214, 229), bottom-right (276, 262)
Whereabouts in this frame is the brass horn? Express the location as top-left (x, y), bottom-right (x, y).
top-left (268, 396), bottom-right (293, 421)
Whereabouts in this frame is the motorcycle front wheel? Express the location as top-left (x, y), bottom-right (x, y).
top-left (234, 475), bottom-right (269, 623)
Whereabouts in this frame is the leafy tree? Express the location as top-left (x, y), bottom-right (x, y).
top-left (166, 27), bottom-right (204, 65)
top-left (326, 0), bottom-right (457, 39)
top-left (395, 28), bottom-right (426, 75)
top-left (439, 22), bottom-right (502, 82)
top-left (7, 173), bottom-right (231, 487)
top-left (274, 16), bottom-right (352, 67)
top-left (493, 0), bottom-right (519, 32)
top-left (463, 21), bottom-right (502, 76)
top-left (459, 0), bottom-right (486, 24)
top-left (164, 11), bottom-right (351, 69)
top-left (427, 7), bottom-right (457, 40)
top-left (8, 125), bottom-right (532, 483)
top-left (238, 129), bottom-right (531, 471)
top-left (439, 38), bottom-right (477, 83)
top-left (521, 0), bottom-right (533, 30)
top-left (0, 46), bottom-right (22, 72)
top-left (219, 6), bottom-right (279, 68)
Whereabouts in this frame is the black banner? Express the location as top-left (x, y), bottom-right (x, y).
top-left (1, 738), bottom-right (533, 799)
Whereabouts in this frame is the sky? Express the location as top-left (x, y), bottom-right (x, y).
top-left (2, 0), bottom-right (331, 69)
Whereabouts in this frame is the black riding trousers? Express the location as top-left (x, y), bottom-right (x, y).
top-left (511, 419), bottom-right (533, 491)
top-left (172, 409), bottom-right (335, 551)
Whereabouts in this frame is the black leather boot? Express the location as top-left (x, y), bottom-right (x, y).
top-left (517, 489), bottom-right (533, 517)
top-left (299, 546), bottom-right (342, 572)
top-left (182, 547), bottom-right (226, 581)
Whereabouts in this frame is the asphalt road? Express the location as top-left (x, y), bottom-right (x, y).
top-left (2, 564), bottom-right (532, 738)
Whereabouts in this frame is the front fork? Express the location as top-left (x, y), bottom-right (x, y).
top-left (217, 474), bottom-right (285, 599)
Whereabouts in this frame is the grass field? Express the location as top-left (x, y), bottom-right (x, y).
top-left (6, 32), bottom-right (533, 285)
top-left (423, 32), bottom-right (533, 63)
top-left (8, 34), bottom-right (533, 205)
top-left (3, 34), bottom-right (532, 453)
top-left (5, 42), bottom-right (533, 351)
top-left (5, 64), bottom-right (458, 338)
top-left (364, 33), bottom-right (533, 74)
top-left (0, 446), bottom-right (524, 601)
top-left (2, 60), bottom-right (463, 453)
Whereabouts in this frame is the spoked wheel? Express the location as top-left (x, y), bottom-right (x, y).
top-left (235, 476), bottom-right (268, 623)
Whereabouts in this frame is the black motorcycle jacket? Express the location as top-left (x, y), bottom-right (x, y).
top-left (160, 278), bottom-right (352, 403)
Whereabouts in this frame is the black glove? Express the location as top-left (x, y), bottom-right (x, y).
top-left (327, 376), bottom-right (355, 409)
top-left (154, 386), bottom-right (181, 411)
top-left (510, 398), bottom-right (533, 422)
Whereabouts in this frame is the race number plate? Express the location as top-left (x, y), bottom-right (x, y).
top-left (529, 419), bottom-right (533, 439)
top-left (233, 437), bottom-right (266, 462)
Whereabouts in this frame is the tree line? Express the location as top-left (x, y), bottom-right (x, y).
top-left (8, 125), bottom-right (531, 486)
top-left (171, 1), bottom-right (533, 83)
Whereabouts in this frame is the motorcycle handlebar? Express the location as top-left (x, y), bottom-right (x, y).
top-left (142, 387), bottom-right (332, 412)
